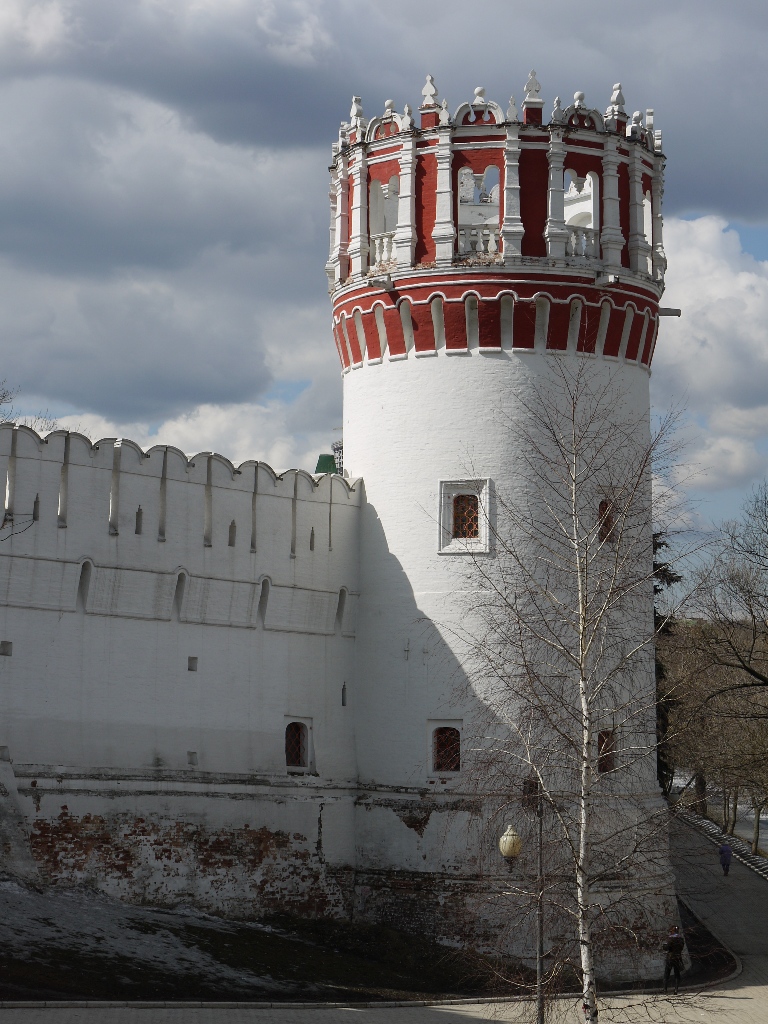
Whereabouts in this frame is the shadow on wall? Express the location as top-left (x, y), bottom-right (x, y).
top-left (349, 484), bottom-right (518, 952)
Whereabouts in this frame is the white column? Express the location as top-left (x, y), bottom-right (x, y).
top-left (324, 162), bottom-right (339, 292)
top-left (600, 138), bottom-right (624, 268)
top-left (501, 123), bottom-right (524, 262)
top-left (627, 149), bottom-right (651, 275)
top-left (431, 127), bottom-right (454, 267)
top-left (544, 129), bottom-right (569, 259)
top-left (329, 150), bottom-right (350, 286)
top-left (651, 158), bottom-right (666, 283)
top-left (348, 150), bottom-right (369, 279)
top-left (395, 135), bottom-right (416, 269)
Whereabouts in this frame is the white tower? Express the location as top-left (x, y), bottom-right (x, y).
top-left (327, 76), bottom-right (674, 977)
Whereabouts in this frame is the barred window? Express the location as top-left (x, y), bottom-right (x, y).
top-left (285, 721), bottom-right (308, 768)
top-left (453, 494), bottom-right (479, 539)
top-left (598, 499), bottom-right (616, 544)
top-left (522, 775), bottom-right (540, 811)
top-left (597, 729), bottom-right (616, 774)
top-left (433, 727), bottom-right (461, 772)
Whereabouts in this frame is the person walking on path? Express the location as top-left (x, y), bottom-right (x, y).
top-left (719, 840), bottom-right (733, 876)
top-left (663, 924), bottom-right (686, 995)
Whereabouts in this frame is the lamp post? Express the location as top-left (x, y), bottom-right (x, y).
top-left (499, 785), bottom-right (545, 1024)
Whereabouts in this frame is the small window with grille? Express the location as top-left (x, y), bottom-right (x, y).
top-left (285, 721), bottom-right (308, 768)
top-left (439, 479), bottom-right (490, 554)
top-left (597, 729), bottom-right (616, 774)
top-left (452, 494), bottom-right (479, 539)
top-left (433, 727), bottom-right (461, 773)
top-left (598, 499), bottom-right (616, 544)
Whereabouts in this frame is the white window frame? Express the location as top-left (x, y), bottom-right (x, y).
top-left (438, 478), bottom-right (490, 554)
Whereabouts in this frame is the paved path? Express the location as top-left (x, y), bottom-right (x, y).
top-left (2, 816), bottom-right (767, 1023)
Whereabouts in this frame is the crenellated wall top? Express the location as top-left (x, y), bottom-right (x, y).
top-left (0, 423), bottom-right (360, 597)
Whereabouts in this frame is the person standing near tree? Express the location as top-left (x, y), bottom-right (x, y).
top-left (663, 924), bottom-right (686, 994)
top-left (719, 841), bottom-right (733, 876)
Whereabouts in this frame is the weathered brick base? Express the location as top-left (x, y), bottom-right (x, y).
top-left (7, 766), bottom-right (677, 983)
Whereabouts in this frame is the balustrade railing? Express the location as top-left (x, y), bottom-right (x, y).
top-left (370, 232), bottom-right (397, 266)
top-left (457, 226), bottom-right (500, 257)
top-left (566, 226), bottom-right (599, 258)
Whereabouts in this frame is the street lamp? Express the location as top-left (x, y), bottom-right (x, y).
top-left (499, 785), bottom-right (545, 1024)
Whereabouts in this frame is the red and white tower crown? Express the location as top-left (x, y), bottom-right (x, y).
top-left (326, 74), bottom-right (666, 374)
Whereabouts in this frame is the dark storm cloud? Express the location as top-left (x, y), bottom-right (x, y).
top-left (0, 0), bottom-right (765, 468)
top-left (0, 77), bottom-right (331, 276)
top-left (2, 1), bottom-right (766, 218)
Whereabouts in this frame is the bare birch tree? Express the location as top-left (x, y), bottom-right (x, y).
top-left (457, 360), bottom-right (687, 1018)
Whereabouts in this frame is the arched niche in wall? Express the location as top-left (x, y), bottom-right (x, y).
top-left (172, 571), bottom-right (187, 622)
top-left (564, 170), bottom-right (600, 257)
top-left (257, 577), bottom-right (271, 626)
top-left (76, 560), bottom-right (93, 613)
top-left (369, 175), bottom-right (399, 266)
top-left (335, 587), bottom-right (347, 634)
top-left (457, 165), bottom-right (500, 256)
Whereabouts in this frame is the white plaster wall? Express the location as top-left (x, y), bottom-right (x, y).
top-left (0, 428), bottom-right (361, 785)
top-left (344, 348), bottom-right (655, 856)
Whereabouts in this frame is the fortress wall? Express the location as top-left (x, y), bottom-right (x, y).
top-left (0, 426), bottom-right (359, 595)
top-left (13, 770), bottom-right (358, 919)
top-left (0, 426), bottom-right (361, 779)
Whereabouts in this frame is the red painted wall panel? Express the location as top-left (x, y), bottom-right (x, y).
top-left (624, 310), bottom-right (647, 361)
top-left (641, 317), bottom-right (658, 365)
top-left (415, 153), bottom-right (438, 265)
top-left (334, 325), bottom-right (349, 368)
top-left (578, 304), bottom-right (602, 354)
top-left (513, 299), bottom-right (536, 348)
top-left (342, 313), bottom-right (363, 365)
top-left (478, 300), bottom-right (501, 348)
top-left (602, 308), bottom-right (624, 358)
top-left (383, 306), bottom-right (406, 357)
top-left (368, 158), bottom-right (402, 185)
top-left (519, 149), bottom-right (548, 257)
top-left (444, 299), bottom-right (467, 350)
top-left (410, 301), bottom-right (436, 353)
top-left (361, 310), bottom-right (382, 361)
top-left (546, 302), bottom-right (570, 351)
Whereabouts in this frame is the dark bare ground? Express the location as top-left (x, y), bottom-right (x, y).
top-left (0, 878), bottom-right (735, 1002)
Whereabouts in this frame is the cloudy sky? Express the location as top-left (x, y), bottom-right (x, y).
top-left (1, 0), bottom-right (767, 526)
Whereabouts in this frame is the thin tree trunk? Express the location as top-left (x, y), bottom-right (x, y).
top-left (722, 778), bottom-right (729, 829)
top-left (753, 800), bottom-right (764, 855)
top-left (728, 788), bottom-right (739, 835)
top-left (578, 678), bottom-right (597, 1019)
top-left (694, 771), bottom-right (707, 818)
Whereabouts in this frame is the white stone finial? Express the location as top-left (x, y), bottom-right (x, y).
top-left (524, 70), bottom-right (541, 101)
top-left (439, 98), bottom-right (451, 125)
top-left (421, 74), bottom-right (439, 107)
top-left (468, 86), bottom-right (487, 109)
top-left (506, 95), bottom-right (518, 121)
top-left (574, 91), bottom-right (585, 108)
top-left (384, 99), bottom-right (395, 114)
top-left (552, 96), bottom-right (564, 123)
top-left (646, 108), bottom-right (654, 132)
top-left (350, 96), bottom-right (364, 121)
top-left (402, 103), bottom-right (413, 130)
top-left (610, 82), bottom-right (625, 112)
top-left (627, 110), bottom-right (643, 140)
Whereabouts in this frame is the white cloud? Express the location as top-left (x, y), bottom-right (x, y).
top-left (653, 216), bottom-right (768, 493)
top-left (0, 1), bottom-right (68, 57)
